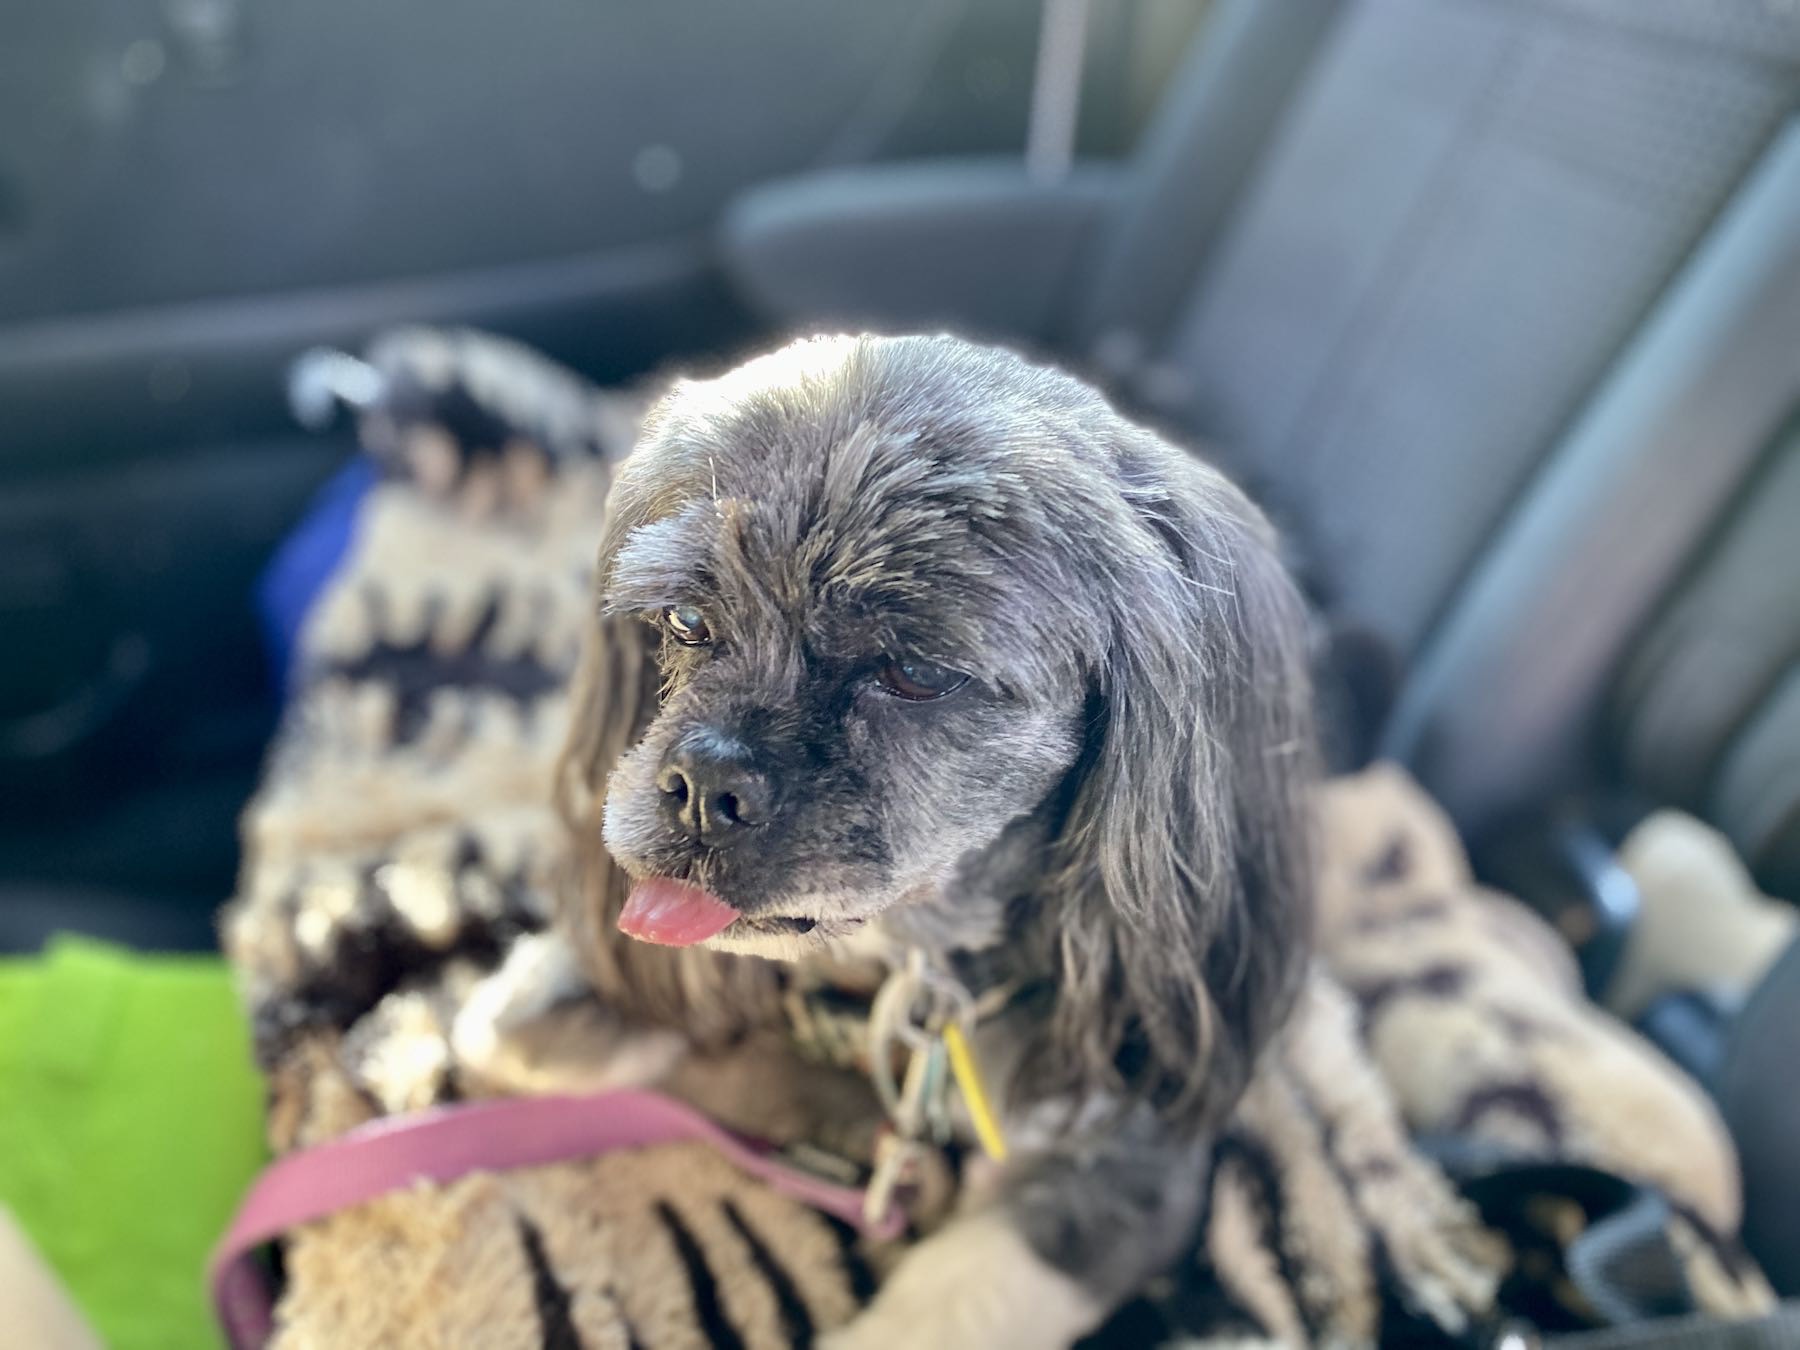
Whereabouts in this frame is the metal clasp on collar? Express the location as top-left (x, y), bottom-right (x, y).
top-left (862, 952), bottom-right (1009, 1227)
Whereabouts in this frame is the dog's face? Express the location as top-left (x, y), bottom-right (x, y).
top-left (569, 333), bottom-right (1316, 1129)
top-left (597, 339), bottom-right (1124, 957)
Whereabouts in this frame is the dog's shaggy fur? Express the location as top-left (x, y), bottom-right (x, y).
top-left (552, 334), bottom-right (1320, 1343)
top-left (221, 326), bottom-right (1774, 1347)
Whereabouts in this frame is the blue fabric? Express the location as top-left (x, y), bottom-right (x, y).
top-left (255, 457), bottom-right (377, 698)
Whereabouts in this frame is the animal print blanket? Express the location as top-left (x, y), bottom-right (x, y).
top-left (222, 329), bottom-right (1772, 1348)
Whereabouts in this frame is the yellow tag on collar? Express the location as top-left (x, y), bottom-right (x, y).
top-left (942, 1021), bottom-right (1008, 1162)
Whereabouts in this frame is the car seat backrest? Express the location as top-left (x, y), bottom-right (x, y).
top-left (1090, 0), bottom-right (1800, 855)
top-left (1613, 422), bottom-right (1800, 898)
top-left (1383, 129), bottom-right (1800, 849)
top-left (1069, 0), bottom-right (1342, 371)
top-left (1103, 0), bottom-right (1798, 651)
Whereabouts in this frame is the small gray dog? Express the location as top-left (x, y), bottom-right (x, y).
top-left (555, 333), bottom-right (1318, 1347)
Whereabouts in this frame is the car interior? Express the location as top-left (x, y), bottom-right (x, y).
top-left (3, 0), bottom-right (1798, 1311)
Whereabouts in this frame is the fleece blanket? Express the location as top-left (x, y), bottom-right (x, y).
top-left (221, 329), bottom-right (1772, 1348)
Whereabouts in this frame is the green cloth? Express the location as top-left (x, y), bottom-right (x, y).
top-left (0, 937), bottom-right (267, 1350)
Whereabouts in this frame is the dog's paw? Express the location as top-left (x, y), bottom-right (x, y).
top-left (452, 932), bottom-right (688, 1096)
top-left (349, 326), bottom-right (627, 519)
top-left (820, 1214), bottom-right (1101, 1350)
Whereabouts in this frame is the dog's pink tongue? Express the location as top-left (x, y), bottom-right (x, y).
top-left (619, 879), bottom-right (741, 946)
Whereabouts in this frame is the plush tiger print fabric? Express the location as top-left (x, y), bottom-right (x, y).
top-left (222, 329), bottom-right (1770, 1348)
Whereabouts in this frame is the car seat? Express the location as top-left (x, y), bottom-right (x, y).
top-left (718, 0), bottom-right (1800, 1293)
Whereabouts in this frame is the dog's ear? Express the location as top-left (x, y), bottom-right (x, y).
top-left (555, 613), bottom-right (659, 836)
top-left (1040, 446), bottom-right (1317, 1134)
top-left (553, 504), bottom-right (778, 1041)
top-left (553, 581), bottom-right (660, 985)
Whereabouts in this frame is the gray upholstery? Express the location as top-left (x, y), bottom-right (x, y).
top-left (1093, 0), bottom-right (1800, 859)
top-left (1381, 123), bottom-right (1800, 835)
top-left (1614, 429), bottom-right (1800, 894)
top-left (723, 162), bottom-right (1120, 341)
top-left (1071, 0), bottom-right (1342, 373)
top-left (1617, 430), bottom-right (1800, 810)
top-left (1711, 671), bottom-right (1800, 900)
top-left (1136, 0), bottom-right (1799, 658)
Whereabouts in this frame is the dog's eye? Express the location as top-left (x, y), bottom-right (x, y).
top-left (876, 657), bottom-right (969, 701)
top-left (663, 606), bottom-right (712, 646)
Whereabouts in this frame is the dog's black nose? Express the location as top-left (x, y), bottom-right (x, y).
top-left (657, 737), bottom-right (773, 846)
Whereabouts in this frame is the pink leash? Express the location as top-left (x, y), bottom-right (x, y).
top-left (208, 1088), bottom-right (903, 1349)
